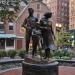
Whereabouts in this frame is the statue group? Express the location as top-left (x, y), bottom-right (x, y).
top-left (22, 8), bottom-right (55, 59)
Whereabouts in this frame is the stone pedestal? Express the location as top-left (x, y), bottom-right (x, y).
top-left (22, 55), bottom-right (59, 75)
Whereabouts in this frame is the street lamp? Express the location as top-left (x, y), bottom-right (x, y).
top-left (56, 23), bottom-right (62, 33)
top-left (56, 23), bottom-right (62, 30)
top-left (56, 23), bottom-right (62, 49)
top-left (71, 35), bottom-right (74, 47)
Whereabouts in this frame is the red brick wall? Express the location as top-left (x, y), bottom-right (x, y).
top-left (0, 68), bottom-right (22, 75)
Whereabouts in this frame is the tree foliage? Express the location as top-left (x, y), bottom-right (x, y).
top-left (0, 0), bottom-right (19, 20)
top-left (56, 32), bottom-right (72, 48)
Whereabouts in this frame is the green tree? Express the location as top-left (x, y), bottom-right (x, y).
top-left (0, 0), bottom-right (19, 31)
top-left (56, 32), bottom-right (72, 48)
top-left (62, 32), bottom-right (72, 47)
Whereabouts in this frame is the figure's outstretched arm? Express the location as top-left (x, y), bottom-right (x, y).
top-left (22, 18), bottom-right (27, 28)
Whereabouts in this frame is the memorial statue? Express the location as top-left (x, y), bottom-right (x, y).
top-left (22, 8), bottom-right (38, 56)
top-left (40, 12), bottom-right (55, 59)
top-left (22, 12), bottom-right (59, 75)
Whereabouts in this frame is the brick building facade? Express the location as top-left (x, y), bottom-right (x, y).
top-left (0, 0), bottom-right (25, 50)
top-left (0, 0), bottom-right (50, 50)
top-left (43, 0), bottom-right (69, 32)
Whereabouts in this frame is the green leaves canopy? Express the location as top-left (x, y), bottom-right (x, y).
top-left (56, 32), bottom-right (72, 47)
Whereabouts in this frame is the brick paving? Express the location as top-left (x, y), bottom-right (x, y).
top-left (0, 68), bottom-right (22, 75)
top-left (59, 66), bottom-right (75, 75)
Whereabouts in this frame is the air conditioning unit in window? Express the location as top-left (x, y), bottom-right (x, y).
top-left (9, 8), bottom-right (14, 12)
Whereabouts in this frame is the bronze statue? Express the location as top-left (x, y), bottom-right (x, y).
top-left (40, 12), bottom-right (55, 59)
top-left (22, 8), bottom-right (38, 56)
top-left (31, 23), bottom-right (42, 56)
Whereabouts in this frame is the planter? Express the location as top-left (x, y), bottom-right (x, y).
top-left (22, 55), bottom-right (59, 75)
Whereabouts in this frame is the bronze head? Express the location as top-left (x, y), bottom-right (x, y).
top-left (28, 8), bottom-right (34, 16)
top-left (44, 12), bottom-right (52, 19)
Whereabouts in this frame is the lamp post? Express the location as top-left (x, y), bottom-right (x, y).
top-left (56, 23), bottom-right (62, 49)
top-left (71, 35), bottom-right (74, 47)
top-left (56, 23), bottom-right (62, 31)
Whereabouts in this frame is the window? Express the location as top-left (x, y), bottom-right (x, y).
top-left (61, 13), bottom-right (64, 16)
top-left (37, 4), bottom-right (41, 9)
top-left (6, 38), bottom-right (14, 46)
top-left (9, 22), bottom-right (14, 31)
top-left (0, 24), bottom-right (4, 30)
top-left (62, 2), bottom-right (67, 7)
top-left (0, 39), bottom-right (5, 48)
top-left (0, 23), bottom-right (4, 33)
top-left (9, 26), bottom-right (13, 30)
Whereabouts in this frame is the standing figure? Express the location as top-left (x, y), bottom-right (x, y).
top-left (32, 23), bottom-right (41, 56)
top-left (40, 12), bottom-right (55, 59)
top-left (22, 8), bottom-right (38, 55)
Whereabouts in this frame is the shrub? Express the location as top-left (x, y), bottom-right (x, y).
top-left (18, 50), bottom-right (26, 58)
top-left (7, 50), bottom-right (17, 58)
top-left (54, 50), bottom-right (64, 58)
top-left (0, 50), bottom-right (7, 58)
top-left (53, 50), bottom-right (73, 59)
